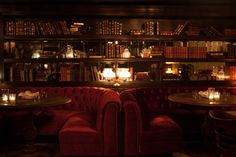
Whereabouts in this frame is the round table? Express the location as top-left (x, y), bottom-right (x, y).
top-left (168, 92), bottom-right (236, 110)
top-left (0, 93), bottom-right (71, 157)
top-left (0, 93), bottom-right (71, 110)
top-left (168, 92), bottom-right (236, 149)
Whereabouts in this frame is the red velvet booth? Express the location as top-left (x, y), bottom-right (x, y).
top-left (1, 87), bottom-right (121, 156)
top-left (120, 88), bottom-right (184, 156)
top-left (120, 87), bottom-right (236, 156)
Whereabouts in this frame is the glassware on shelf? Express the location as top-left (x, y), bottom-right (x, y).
top-left (140, 47), bottom-right (152, 58)
top-left (211, 66), bottom-right (218, 80)
top-left (217, 66), bottom-right (225, 80)
top-left (122, 48), bottom-right (131, 58)
top-left (65, 45), bottom-right (74, 58)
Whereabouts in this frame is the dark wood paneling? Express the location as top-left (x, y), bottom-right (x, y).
top-left (0, 1), bottom-right (236, 19)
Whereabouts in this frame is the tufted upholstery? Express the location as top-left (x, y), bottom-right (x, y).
top-left (1, 86), bottom-right (121, 156)
top-left (120, 87), bottom-right (236, 156)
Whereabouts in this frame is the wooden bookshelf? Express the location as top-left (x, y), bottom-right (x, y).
top-left (1, 1), bottom-right (236, 89)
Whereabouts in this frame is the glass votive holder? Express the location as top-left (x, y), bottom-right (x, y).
top-left (1, 88), bottom-right (9, 102)
top-left (214, 91), bottom-right (220, 100)
top-left (2, 94), bottom-right (8, 102)
top-left (9, 93), bottom-right (16, 102)
top-left (208, 93), bottom-right (214, 100)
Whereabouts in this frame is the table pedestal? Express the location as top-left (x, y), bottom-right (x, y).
top-left (0, 143), bottom-right (56, 157)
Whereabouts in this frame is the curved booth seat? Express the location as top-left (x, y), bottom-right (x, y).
top-left (120, 87), bottom-right (236, 155)
top-left (120, 88), bottom-right (184, 155)
top-left (1, 86), bottom-right (121, 156)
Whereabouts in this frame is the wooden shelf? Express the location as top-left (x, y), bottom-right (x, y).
top-left (3, 57), bottom-right (236, 64)
top-left (4, 35), bottom-right (236, 41)
top-left (1, 3), bottom-right (236, 89)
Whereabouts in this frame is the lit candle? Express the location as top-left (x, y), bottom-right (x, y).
top-left (2, 94), bottom-right (8, 101)
top-left (208, 93), bottom-right (214, 100)
top-left (214, 92), bottom-right (220, 100)
top-left (9, 94), bottom-right (16, 102)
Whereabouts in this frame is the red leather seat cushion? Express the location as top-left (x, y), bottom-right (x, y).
top-left (142, 115), bottom-right (182, 143)
top-left (140, 115), bottom-right (183, 154)
top-left (59, 115), bottom-right (103, 156)
top-left (149, 115), bottom-right (181, 130)
top-left (60, 115), bottom-right (101, 144)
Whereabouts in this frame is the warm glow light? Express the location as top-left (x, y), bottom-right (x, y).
top-left (32, 52), bottom-right (40, 58)
top-left (214, 92), bottom-right (220, 100)
top-left (9, 94), bottom-right (16, 102)
top-left (207, 88), bottom-right (221, 100)
top-left (2, 94), bottom-right (8, 101)
top-left (208, 93), bottom-right (214, 100)
top-left (117, 68), bottom-right (131, 79)
top-left (66, 52), bottom-right (74, 58)
top-left (217, 74), bottom-right (225, 80)
top-left (73, 22), bottom-right (84, 25)
top-left (217, 75), bottom-right (230, 80)
top-left (166, 68), bottom-right (173, 74)
top-left (102, 68), bottom-right (116, 79)
top-left (44, 64), bottom-right (49, 69)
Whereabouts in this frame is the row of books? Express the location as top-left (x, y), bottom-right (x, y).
top-left (95, 20), bottom-right (122, 35)
top-left (152, 44), bottom-right (236, 58)
top-left (229, 66), bottom-right (236, 80)
top-left (186, 41), bottom-right (236, 52)
top-left (105, 42), bottom-right (126, 58)
top-left (143, 21), bottom-right (160, 35)
top-left (60, 64), bottom-right (101, 82)
top-left (6, 19), bottom-right (235, 37)
top-left (7, 63), bottom-right (102, 82)
top-left (8, 64), bottom-right (41, 82)
top-left (174, 21), bottom-right (188, 35)
top-left (203, 26), bottom-right (224, 36)
top-left (6, 21), bottom-right (36, 36)
top-left (145, 21), bottom-right (187, 36)
top-left (224, 29), bottom-right (236, 36)
top-left (5, 20), bottom-right (71, 36)
top-left (160, 23), bottom-right (224, 37)
top-left (227, 44), bottom-right (236, 58)
top-left (164, 46), bottom-right (207, 58)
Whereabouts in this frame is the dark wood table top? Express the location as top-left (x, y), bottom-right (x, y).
top-left (168, 92), bottom-right (236, 110)
top-left (0, 94), bottom-right (71, 111)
